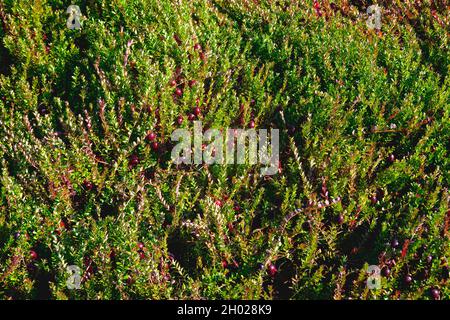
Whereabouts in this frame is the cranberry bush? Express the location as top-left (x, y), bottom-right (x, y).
top-left (0, 0), bottom-right (449, 299)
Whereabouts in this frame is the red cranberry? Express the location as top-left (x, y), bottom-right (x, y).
top-left (188, 113), bottom-right (195, 121)
top-left (137, 242), bottom-right (145, 250)
top-left (391, 239), bottom-right (399, 249)
top-left (193, 107), bottom-right (201, 116)
top-left (381, 266), bottom-right (391, 277)
top-left (129, 154), bottom-right (139, 167)
top-left (83, 180), bottom-right (94, 191)
top-left (215, 200), bottom-right (222, 207)
top-left (337, 214), bottom-right (344, 225)
top-left (426, 255), bottom-right (433, 264)
top-left (146, 132), bottom-right (156, 142)
top-left (175, 88), bottom-right (183, 97)
top-left (233, 205), bottom-right (240, 212)
top-left (221, 260), bottom-right (228, 268)
top-left (430, 288), bottom-right (440, 300)
top-left (388, 154), bottom-right (395, 162)
top-left (404, 275), bottom-right (412, 285)
top-left (188, 80), bottom-right (197, 88)
top-left (249, 120), bottom-right (255, 128)
top-left (267, 264), bottom-right (277, 277)
top-left (169, 79), bottom-right (177, 87)
top-left (30, 250), bottom-right (38, 260)
top-left (177, 115), bottom-right (184, 125)
top-left (151, 142), bottom-right (159, 151)
top-left (38, 105), bottom-right (48, 115)
top-left (370, 195), bottom-right (378, 204)
top-left (194, 43), bottom-right (202, 51)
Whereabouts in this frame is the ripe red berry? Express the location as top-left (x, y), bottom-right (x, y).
top-left (430, 288), bottom-right (440, 300)
top-left (426, 255), bottom-right (433, 264)
top-left (249, 120), bottom-right (255, 128)
top-left (175, 88), bottom-right (183, 97)
top-left (38, 105), bottom-right (48, 115)
top-left (30, 250), bottom-right (38, 260)
top-left (388, 154), bottom-right (395, 162)
top-left (146, 132), bottom-right (156, 142)
top-left (268, 264), bottom-right (277, 277)
top-left (381, 266), bottom-right (391, 277)
top-left (188, 113), bottom-right (195, 121)
top-left (233, 205), bottom-right (240, 212)
top-left (188, 80), bottom-right (197, 88)
top-left (151, 142), bottom-right (159, 151)
top-left (193, 107), bottom-right (201, 116)
top-left (129, 154), bottom-right (139, 167)
top-left (215, 200), bottom-right (222, 207)
top-left (137, 242), bottom-right (145, 250)
top-left (83, 180), bottom-right (94, 191)
top-left (404, 275), bottom-right (413, 285)
top-left (221, 260), bottom-right (228, 268)
top-left (370, 195), bottom-right (378, 204)
top-left (169, 79), bottom-right (177, 87)
top-left (337, 214), bottom-right (344, 225)
top-left (138, 250), bottom-right (146, 260)
top-left (177, 115), bottom-right (184, 125)
top-left (391, 239), bottom-right (399, 249)
top-left (194, 43), bottom-right (202, 51)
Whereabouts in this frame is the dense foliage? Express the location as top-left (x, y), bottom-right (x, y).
top-left (0, 0), bottom-right (449, 300)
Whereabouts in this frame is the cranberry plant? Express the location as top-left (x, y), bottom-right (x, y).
top-left (0, 0), bottom-right (449, 299)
